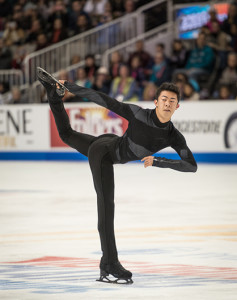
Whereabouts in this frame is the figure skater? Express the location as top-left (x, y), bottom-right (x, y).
top-left (37, 67), bottom-right (197, 284)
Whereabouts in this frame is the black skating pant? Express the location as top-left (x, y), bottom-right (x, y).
top-left (49, 100), bottom-right (119, 264)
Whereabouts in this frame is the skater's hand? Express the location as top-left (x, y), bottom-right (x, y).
top-left (55, 80), bottom-right (66, 90)
top-left (59, 80), bottom-right (66, 84)
top-left (141, 156), bottom-right (154, 168)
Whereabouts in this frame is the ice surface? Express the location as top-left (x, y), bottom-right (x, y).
top-left (0, 161), bottom-right (237, 299)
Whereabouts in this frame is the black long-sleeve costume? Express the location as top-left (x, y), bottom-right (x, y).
top-left (49, 82), bottom-right (197, 264)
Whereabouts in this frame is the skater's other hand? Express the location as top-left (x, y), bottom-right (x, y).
top-left (141, 156), bottom-right (154, 168)
top-left (59, 80), bottom-right (66, 84)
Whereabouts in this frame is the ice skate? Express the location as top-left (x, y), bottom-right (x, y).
top-left (96, 260), bottom-right (133, 284)
top-left (37, 67), bottom-right (68, 98)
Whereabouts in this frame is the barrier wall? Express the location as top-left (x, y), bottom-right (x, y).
top-left (0, 101), bottom-right (237, 163)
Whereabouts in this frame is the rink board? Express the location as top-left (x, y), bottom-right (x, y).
top-left (0, 101), bottom-right (237, 163)
top-left (0, 151), bottom-right (237, 163)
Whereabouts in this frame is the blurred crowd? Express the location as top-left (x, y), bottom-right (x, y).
top-left (0, 0), bottom-right (148, 71)
top-left (0, 0), bottom-right (237, 104)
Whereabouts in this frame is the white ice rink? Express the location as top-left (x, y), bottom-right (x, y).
top-left (0, 161), bottom-right (237, 300)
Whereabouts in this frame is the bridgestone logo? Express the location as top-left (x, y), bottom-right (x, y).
top-left (173, 121), bottom-right (221, 134)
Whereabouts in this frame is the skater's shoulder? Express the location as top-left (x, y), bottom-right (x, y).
top-left (170, 124), bottom-right (186, 145)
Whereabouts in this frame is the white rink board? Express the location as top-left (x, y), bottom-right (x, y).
top-left (0, 101), bottom-right (237, 153)
top-left (142, 101), bottom-right (237, 152)
top-left (0, 105), bottom-right (49, 150)
top-left (0, 161), bottom-right (237, 299)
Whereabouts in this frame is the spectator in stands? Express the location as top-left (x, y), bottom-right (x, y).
top-left (22, 3), bottom-right (41, 32)
top-left (205, 7), bottom-right (221, 33)
top-left (214, 84), bottom-right (235, 100)
top-left (49, 18), bottom-right (68, 44)
top-left (35, 33), bottom-right (48, 51)
top-left (96, 2), bottom-right (118, 47)
top-left (108, 0), bottom-right (124, 18)
top-left (84, 0), bottom-right (108, 19)
top-left (92, 66), bottom-right (111, 94)
top-left (229, 23), bottom-right (237, 52)
top-left (58, 69), bottom-right (70, 82)
top-left (71, 54), bottom-right (81, 65)
top-left (207, 20), bottom-right (231, 68)
top-left (48, 0), bottom-right (68, 30)
top-left (142, 82), bottom-right (157, 101)
top-left (169, 39), bottom-right (188, 69)
top-left (156, 43), bottom-right (166, 56)
top-left (149, 51), bottom-right (172, 86)
top-left (37, 0), bottom-right (50, 21)
top-left (218, 52), bottom-right (237, 91)
top-left (75, 67), bottom-right (92, 88)
top-left (8, 86), bottom-right (27, 104)
top-left (12, 44), bottom-right (27, 69)
top-left (183, 82), bottom-right (199, 101)
top-left (200, 25), bottom-right (215, 45)
top-left (124, 0), bottom-right (136, 13)
top-left (74, 14), bottom-right (92, 34)
top-left (84, 54), bottom-right (99, 83)
top-left (0, 81), bottom-right (9, 104)
top-left (0, 38), bottom-right (12, 69)
top-left (68, 1), bottom-right (90, 33)
top-left (110, 64), bottom-right (139, 102)
top-left (221, 3), bottom-right (237, 36)
top-left (183, 32), bottom-right (215, 82)
top-left (121, 0), bottom-right (136, 40)
top-left (98, 2), bottom-right (114, 25)
top-left (128, 40), bottom-right (153, 75)
top-left (173, 72), bottom-right (188, 100)
top-left (25, 19), bottom-right (44, 44)
top-left (2, 21), bottom-right (25, 47)
top-left (109, 51), bottom-right (123, 79)
top-left (10, 6), bottom-right (26, 39)
top-left (129, 55), bottom-right (146, 98)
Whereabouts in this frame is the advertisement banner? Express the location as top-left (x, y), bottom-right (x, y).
top-left (49, 101), bottom-right (237, 153)
top-left (1, 101), bottom-right (237, 161)
top-left (153, 101), bottom-right (237, 152)
top-left (0, 105), bottom-right (49, 151)
top-left (50, 103), bottom-right (128, 148)
top-left (176, 3), bottom-right (229, 39)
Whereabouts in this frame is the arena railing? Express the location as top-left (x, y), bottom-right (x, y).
top-left (28, 56), bottom-right (101, 103)
top-left (23, 0), bottom-right (171, 85)
top-left (28, 22), bottom-right (174, 104)
top-left (102, 22), bottom-right (174, 69)
top-left (0, 69), bottom-right (24, 87)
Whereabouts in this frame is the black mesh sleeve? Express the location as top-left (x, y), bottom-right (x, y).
top-left (152, 129), bottom-right (197, 172)
top-left (64, 82), bottom-right (141, 121)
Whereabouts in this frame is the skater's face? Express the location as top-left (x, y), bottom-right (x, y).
top-left (154, 90), bottom-right (179, 123)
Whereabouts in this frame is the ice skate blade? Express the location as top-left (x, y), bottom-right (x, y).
top-left (96, 275), bottom-right (133, 284)
top-left (37, 67), bottom-right (69, 92)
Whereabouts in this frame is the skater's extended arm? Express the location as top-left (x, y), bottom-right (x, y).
top-left (152, 146), bottom-right (197, 172)
top-left (64, 82), bottom-right (140, 121)
top-left (142, 130), bottom-right (197, 172)
top-left (152, 130), bottom-right (197, 172)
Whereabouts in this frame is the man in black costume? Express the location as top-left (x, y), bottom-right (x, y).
top-left (37, 67), bottom-right (197, 284)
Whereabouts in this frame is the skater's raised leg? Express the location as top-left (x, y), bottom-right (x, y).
top-left (37, 67), bottom-right (96, 156)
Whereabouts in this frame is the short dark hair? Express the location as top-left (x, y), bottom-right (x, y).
top-left (155, 82), bottom-right (180, 102)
